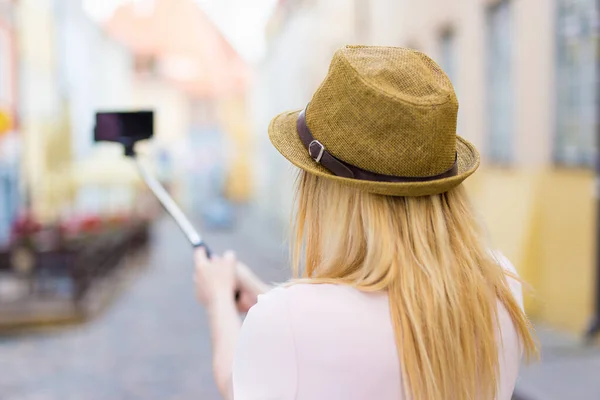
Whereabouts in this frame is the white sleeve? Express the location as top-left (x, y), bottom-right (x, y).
top-left (492, 251), bottom-right (524, 311)
top-left (232, 288), bottom-right (297, 400)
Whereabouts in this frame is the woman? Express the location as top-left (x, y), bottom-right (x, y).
top-left (194, 46), bottom-right (537, 400)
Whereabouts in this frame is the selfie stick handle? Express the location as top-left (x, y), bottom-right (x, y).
top-left (133, 156), bottom-right (212, 257)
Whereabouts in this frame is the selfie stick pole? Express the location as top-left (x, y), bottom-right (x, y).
top-left (123, 144), bottom-right (240, 301)
top-left (124, 144), bottom-right (211, 257)
top-left (136, 160), bottom-right (208, 249)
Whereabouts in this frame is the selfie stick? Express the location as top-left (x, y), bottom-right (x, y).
top-left (124, 143), bottom-right (213, 256)
top-left (94, 113), bottom-right (240, 300)
top-left (134, 156), bottom-right (209, 252)
top-left (127, 146), bottom-right (240, 300)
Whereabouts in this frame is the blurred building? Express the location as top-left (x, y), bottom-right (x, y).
top-left (251, 0), bottom-right (363, 223)
top-left (373, 0), bottom-right (598, 335)
top-left (56, 0), bottom-right (141, 219)
top-left (15, 0), bottom-right (142, 224)
top-left (253, 0), bottom-right (599, 333)
top-left (105, 0), bottom-right (253, 209)
top-left (0, 0), bottom-right (19, 247)
top-left (0, 0), bottom-right (254, 242)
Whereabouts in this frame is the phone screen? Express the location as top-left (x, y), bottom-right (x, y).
top-left (94, 111), bottom-right (154, 143)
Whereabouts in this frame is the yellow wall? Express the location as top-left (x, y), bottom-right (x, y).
top-left (218, 96), bottom-right (253, 202)
top-left (535, 170), bottom-right (595, 332)
top-left (468, 168), bottom-right (596, 333)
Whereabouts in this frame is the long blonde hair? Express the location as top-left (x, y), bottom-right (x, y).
top-left (291, 171), bottom-right (537, 399)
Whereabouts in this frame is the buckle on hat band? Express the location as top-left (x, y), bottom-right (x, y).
top-left (295, 105), bottom-right (459, 183)
top-left (308, 140), bottom-right (325, 163)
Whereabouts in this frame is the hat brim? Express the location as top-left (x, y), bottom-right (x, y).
top-left (269, 109), bottom-right (481, 197)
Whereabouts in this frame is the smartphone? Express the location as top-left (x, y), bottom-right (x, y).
top-left (94, 111), bottom-right (154, 145)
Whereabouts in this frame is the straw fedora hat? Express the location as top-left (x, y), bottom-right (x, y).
top-left (268, 45), bottom-right (480, 197)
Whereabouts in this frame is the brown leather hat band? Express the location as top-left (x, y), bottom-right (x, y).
top-left (297, 107), bottom-right (459, 183)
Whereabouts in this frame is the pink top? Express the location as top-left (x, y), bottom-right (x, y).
top-left (232, 256), bottom-right (524, 399)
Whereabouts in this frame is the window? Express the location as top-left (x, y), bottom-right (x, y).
top-left (554, 0), bottom-right (598, 166)
top-left (485, 0), bottom-right (514, 164)
top-left (0, 170), bottom-right (17, 247)
top-left (355, 0), bottom-right (370, 42)
top-left (440, 29), bottom-right (457, 85)
top-left (439, 28), bottom-right (464, 135)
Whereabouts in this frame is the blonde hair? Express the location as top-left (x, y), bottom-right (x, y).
top-left (291, 171), bottom-right (537, 400)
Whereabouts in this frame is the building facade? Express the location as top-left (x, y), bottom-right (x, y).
top-left (14, 0), bottom-right (144, 223)
top-left (251, 0), bottom-right (362, 224)
top-left (254, 0), bottom-right (599, 333)
top-left (369, 0), bottom-right (598, 334)
top-left (0, 0), bottom-right (19, 247)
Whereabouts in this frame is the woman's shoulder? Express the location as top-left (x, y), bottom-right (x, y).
top-left (490, 250), bottom-right (524, 310)
top-left (491, 250), bottom-right (518, 275)
top-left (251, 283), bottom-right (389, 331)
top-left (252, 284), bottom-right (342, 311)
top-left (240, 285), bottom-right (342, 350)
top-left (256, 283), bottom-right (381, 308)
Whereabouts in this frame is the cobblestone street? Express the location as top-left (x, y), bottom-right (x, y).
top-left (0, 211), bottom-right (290, 400)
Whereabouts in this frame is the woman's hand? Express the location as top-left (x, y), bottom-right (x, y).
top-left (194, 248), bottom-right (237, 309)
top-left (193, 249), bottom-right (271, 400)
top-left (194, 248), bottom-right (270, 312)
top-left (235, 261), bottom-right (271, 313)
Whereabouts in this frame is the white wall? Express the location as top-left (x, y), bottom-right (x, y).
top-left (16, 0), bottom-right (62, 218)
top-left (56, 0), bottom-right (134, 160)
top-left (17, 0), bottom-right (140, 219)
top-left (250, 0), bottom-right (358, 225)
